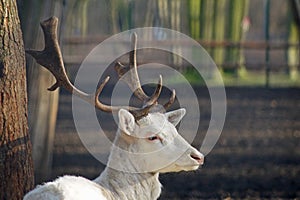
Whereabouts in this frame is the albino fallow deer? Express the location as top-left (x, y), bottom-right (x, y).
top-left (24, 17), bottom-right (204, 200)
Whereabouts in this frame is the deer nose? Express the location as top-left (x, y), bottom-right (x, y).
top-left (190, 152), bottom-right (204, 165)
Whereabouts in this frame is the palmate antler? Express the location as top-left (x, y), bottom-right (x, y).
top-left (26, 16), bottom-right (175, 120)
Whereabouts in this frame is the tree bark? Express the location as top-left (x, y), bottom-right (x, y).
top-left (0, 0), bottom-right (34, 199)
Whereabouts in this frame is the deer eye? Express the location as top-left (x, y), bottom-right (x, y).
top-left (147, 136), bottom-right (159, 141)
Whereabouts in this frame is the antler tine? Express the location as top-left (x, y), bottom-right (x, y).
top-left (133, 87), bottom-right (175, 120)
top-left (26, 16), bottom-right (139, 113)
top-left (143, 75), bottom-right (162, 106)
top-left (163, 89), bottom-right (176, 110)
top-left (93, 76), bottom-right (139, 112)
top-left (129, 32), bottom-right (149, 101)
top-left (115, 32), bottom-right (163, 104)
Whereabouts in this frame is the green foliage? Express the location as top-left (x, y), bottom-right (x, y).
top-left (183, 67), bottom-right (205, 85)
top-left (288, 21), bottom-right (299, 80)
top-left (188, 0), bottom-right (250, 76)
top-left (177, 66), bottom-right (300, 87)
top-left (188, 0), bottom-right (201, 39)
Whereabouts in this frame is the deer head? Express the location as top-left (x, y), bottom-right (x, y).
top-left (111, 108), bottom-right (204, 173)
top-left (26, 16), bottom-right (204, 174)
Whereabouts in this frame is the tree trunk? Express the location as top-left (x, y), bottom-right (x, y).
top-left (0, 0), bottom-right (34, 199)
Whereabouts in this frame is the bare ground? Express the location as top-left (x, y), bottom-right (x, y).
top-left (51, 87), bottom-right (300, 199)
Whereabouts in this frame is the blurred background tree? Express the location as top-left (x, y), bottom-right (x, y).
top-left (18, 0), bottom-right (63, 183)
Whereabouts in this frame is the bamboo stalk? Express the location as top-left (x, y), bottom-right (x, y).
top-left (225, 0), bottom-right (249, 75)
top-left (212, 0), bottom-right (227, 67)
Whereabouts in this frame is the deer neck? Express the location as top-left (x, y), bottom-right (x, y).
top-left (94, 168), bottom-right (161, 200)
top-left (93, 130), bottom-right (162, 200)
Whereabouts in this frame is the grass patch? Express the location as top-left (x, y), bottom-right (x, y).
top-left (223, 70), bottom-right (300, 87)
top-left (167, 66), bottom-right (300, 87)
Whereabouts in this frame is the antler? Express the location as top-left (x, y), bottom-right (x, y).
top-left (115, 33), bottom-right (176, 110)
top-left (26, 17), bottom-right (136, 113)
top-left (26, 16), bottom-right (175, 120)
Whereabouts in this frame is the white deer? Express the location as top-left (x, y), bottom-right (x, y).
top-left (24, 17), bottom-right (204, 200)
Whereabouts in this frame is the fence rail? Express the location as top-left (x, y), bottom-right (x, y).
top-left (64, 36), bottom-right (300, 49)
top-left (63, 36), bottom-right (299, 86)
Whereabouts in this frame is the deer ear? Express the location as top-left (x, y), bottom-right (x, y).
top-left (165, 108), bottom-right (186, 126)
top-left (118, 109), bottom-right (136, 135)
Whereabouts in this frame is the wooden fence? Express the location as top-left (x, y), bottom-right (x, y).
top-left (62, 36), bottom-right (299, 85)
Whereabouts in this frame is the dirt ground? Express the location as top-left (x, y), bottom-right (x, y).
top-left (51, 86), bottom-right (300, 199)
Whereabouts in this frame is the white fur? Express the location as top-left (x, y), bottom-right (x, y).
top-left (24, 109), bottom-right (204, 200)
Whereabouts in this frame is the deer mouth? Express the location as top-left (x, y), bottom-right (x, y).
top-left (173, 163), bottom-right (200, 172)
